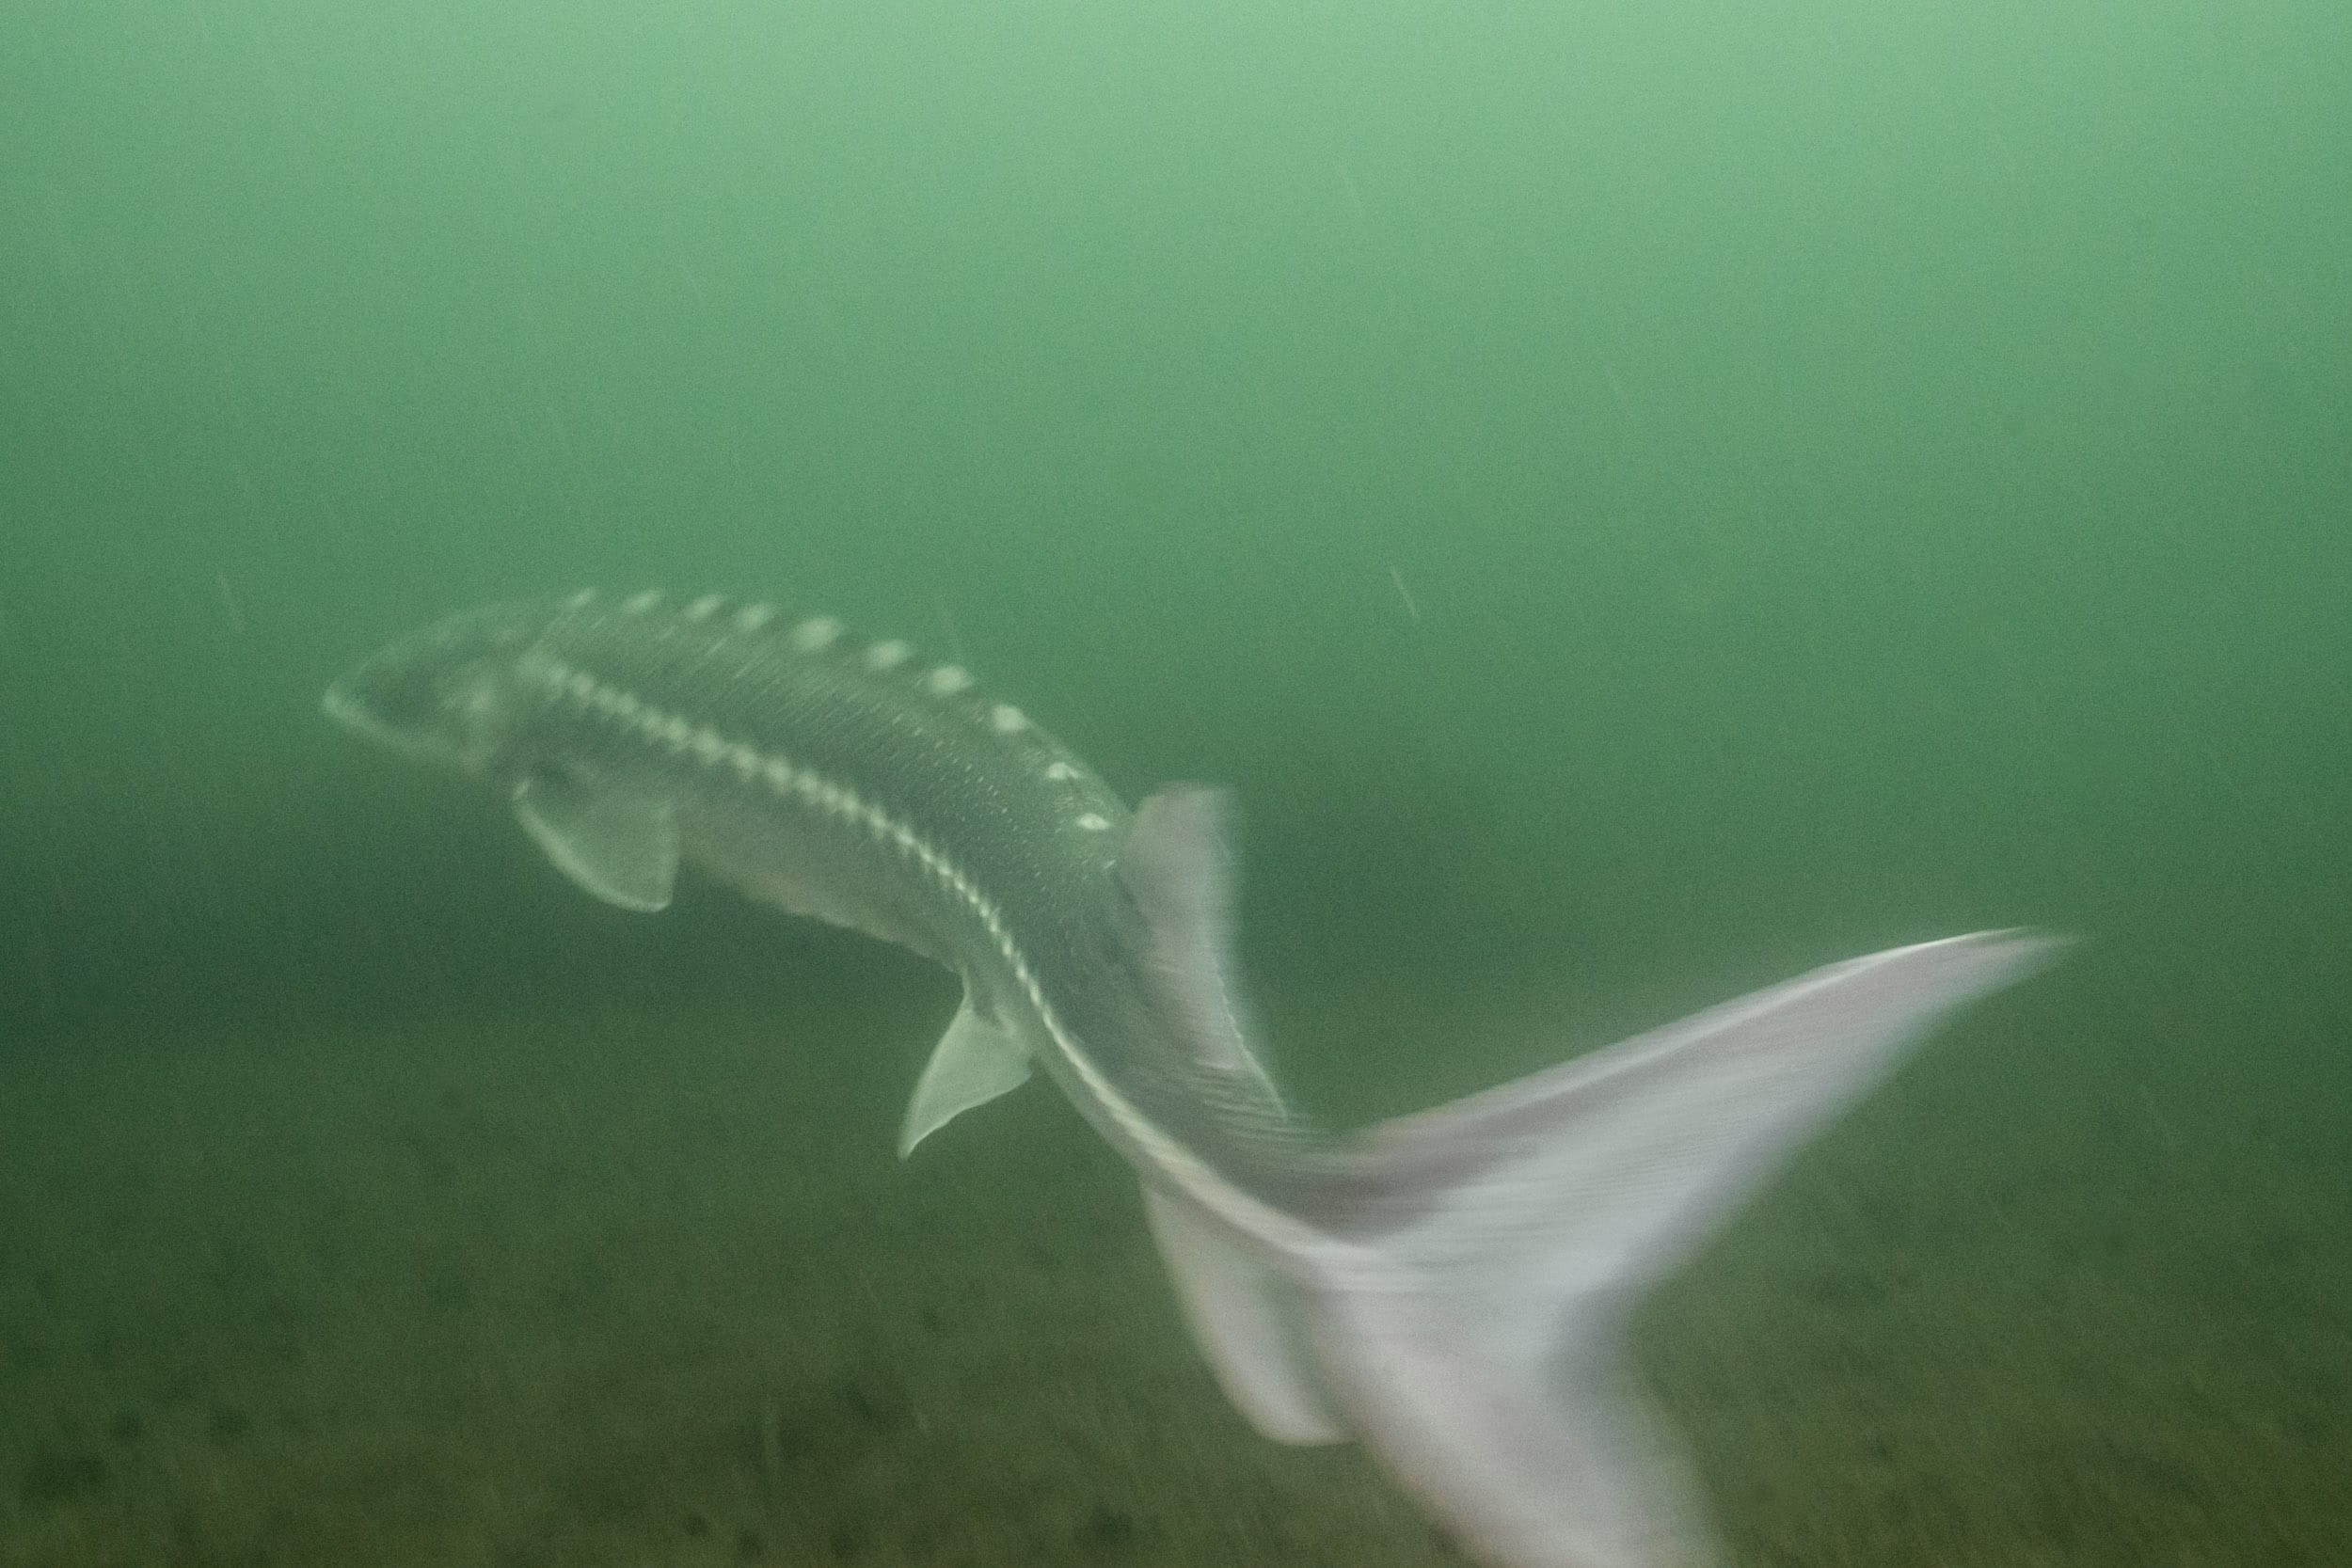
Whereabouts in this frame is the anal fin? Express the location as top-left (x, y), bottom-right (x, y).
top-left (1142, 1184), bottom-right (1344, 1446)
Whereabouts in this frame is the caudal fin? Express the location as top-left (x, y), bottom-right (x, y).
top-left (1302, 930), bottom-right (2064, 1568)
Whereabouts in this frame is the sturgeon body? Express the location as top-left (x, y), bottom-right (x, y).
top-left (325, 589), bottom-right (2058, 1568)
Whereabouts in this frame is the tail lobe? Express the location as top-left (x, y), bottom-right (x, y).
top-left (1297, 930), bottom-right (2065, 1568)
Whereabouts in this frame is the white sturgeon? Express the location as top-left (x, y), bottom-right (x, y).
top-left (325, 589), bottom-right (2061, 1568)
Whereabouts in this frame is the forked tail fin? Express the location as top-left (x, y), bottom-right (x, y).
top-left (1297, 930), bottom-right (2064, 1568)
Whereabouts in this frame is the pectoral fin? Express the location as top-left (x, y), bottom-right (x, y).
top-left (898, 1000), bottom-right (1032, 1157)
top-left (512, 771), bottom-right (679, 912)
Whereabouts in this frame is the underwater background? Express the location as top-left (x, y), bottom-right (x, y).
top-left (2, 1), bottom-right (2346, 1563)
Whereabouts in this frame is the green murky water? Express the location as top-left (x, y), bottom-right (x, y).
top-left (3, 3), bottom-right (2345, 1563)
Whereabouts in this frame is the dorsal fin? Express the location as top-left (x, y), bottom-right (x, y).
top-left (1116, 786), bottom-right (1286, 1114)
